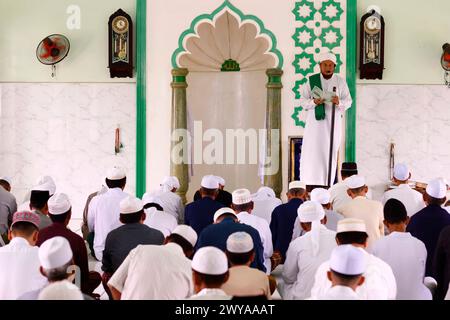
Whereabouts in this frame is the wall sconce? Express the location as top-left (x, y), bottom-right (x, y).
top-left (441, 43), bottom-right (450, 87)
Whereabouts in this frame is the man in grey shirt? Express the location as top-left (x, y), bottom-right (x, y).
top-left (0, 177), bottom-right (17, 242)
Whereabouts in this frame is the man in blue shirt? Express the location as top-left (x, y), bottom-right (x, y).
top-left (196, 208), bottom-right (266, 273)
top-left (185, 175), bottom-right (224, 235)
top-left (270, 181), bottom-right (307, 262)
top-left (407, 178), bottom-right (450, 276)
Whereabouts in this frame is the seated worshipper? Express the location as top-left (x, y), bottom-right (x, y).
top-left (38, 280), bottom-right (84, 300)
top-left (0, 176), bottom-right (17, 242)
top-left (20, 237), bottom-right (93, 300)
top-left (148, 176), bottom-right (184, 223)
top-left (270, 181), bottom-right (306, 263)
top-left (190, 246), bottom-right (232, 300)
top-left (371, 199), bottom-right (431, 300)
top-left (406, 178), bottom-right (450, 276)
top-left (108, 225), bottom-right (197, 300)
top-left (185, 175), bottom-right (224, 236)
top-left (81, 182), bottom-right (108, 240)
top-left (221, 232), bottom-right (271, 299)
top-left (317, 245), bottom-right (367, 300)
top-left (251, 187), bottom-right (282, 225)
top-left (29, 189), bottom-right (52, 230)
top-left (232, 189), bottom-right (273, 274)
top-left (102, 196), bottom-right (164, 298)
top-left (196, 207), bottom-right (266, 273)
top-left (141, 192), bottom-right (178, 237)
top-left (36, 193), bottom-right (101, 297)
top-left (87, 166), bottom-right (129, 261)
top-left (434, 225), bottom-right (450, 300)
top-left (337, 175), bottom-right (384, 248)
top-left (194, 176), bottom-right (233, 207)
top-left (329, 162), bottom-right (358, 212)
top-left (310, 218), bottom-right (397, 300)
top-left (280, 201), bottom-right (337, 300)
top-left (18, 175), bottom-right (57, 212)
top-left (0, 211), bottom-right (46, 299)
top-left (292, 188), bottom-right (344, 238)
top-left (381, 163), bottom-right (425, 217)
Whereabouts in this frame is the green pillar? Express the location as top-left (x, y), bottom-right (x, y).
top-left (264, 68), bottom-right (283, 198)
top-left (170, 68), bottom-right (189, 204)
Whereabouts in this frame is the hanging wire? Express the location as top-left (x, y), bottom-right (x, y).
top-left (51, 65), bottom-right (56, 78)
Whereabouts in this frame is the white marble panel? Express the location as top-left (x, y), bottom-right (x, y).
top-left (356, 85), bottom-right (450, 200)
top-left (0, 83), bottom-right (136, 220)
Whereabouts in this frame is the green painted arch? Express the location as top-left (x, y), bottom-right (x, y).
top-left (171, 0), bottom-right (284, 70)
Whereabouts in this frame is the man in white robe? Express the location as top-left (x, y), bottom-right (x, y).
top-left (299, 52), bottom-right (352, 187)
top-left (251, 187), bottom-right (282, 225)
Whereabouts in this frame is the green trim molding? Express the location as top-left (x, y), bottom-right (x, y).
top-left (136, 0), bottom-right (146, 198)
top-left (345, 0), bottom-right (357, 162)
top-left (171, 0), bottom-right (283, 69)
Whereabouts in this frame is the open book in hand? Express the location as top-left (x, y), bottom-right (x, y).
top-left (311, 86), bottom-right (335, 103)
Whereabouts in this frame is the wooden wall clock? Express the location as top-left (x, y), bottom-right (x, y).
top-left (359, 6), bottom-right (385, 80)
top-left (108, 9), bottom-right (133, 78)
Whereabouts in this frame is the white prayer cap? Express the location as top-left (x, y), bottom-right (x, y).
top-left (39, 237), bottom-right (73, 269)
top-left (297, 201), bottom-right (325, 223)
top-left (161, 176), bottom-right (180, 190)
top-left (48, 193), bottom-right (71, 215)
top-left (310, 188), bottom-right (331, 205)
top-left (227, 232), bottom-right (254, 253)
top-left (288, 181), bottom-right (306, 190)
top-left (192, 246), bottom-right (228, 275)
top-left (120, 196), bottom-right (144, 214)
top-left (141, 192), bottom-right (155, 205)
top-left (426, 178), bottom-right (447, 199)
top-left (106, 166), bottom-right (126, 180)
top-left (393, 163), bottom-right (410, 181)
top-left (318, 51), bottom-right (337, 65)
top-left (172, 225), bottom-right (198, 247)
top-left (0, 176), bottom-right (12, 185)
top-left (329, 244), bottom-right (367, 276)
top-left (214, 207), bottom-right (236, 222)
top-left (38, 280), bottom-right (83, 300)
top-left (255, 186), bottom-right (276, 198)
top-left (215, 176), bottom-right (226, 186)
top-left (337, 218), bottom-right (367, 233)
top-left (345, 175), bottom-right (366, 189)
top-left (201, 175), bottom-right (219, 189)
top-left (32, 175), bottom-right (56, 195)
top-left (232, 189), bottom-right (252, 205)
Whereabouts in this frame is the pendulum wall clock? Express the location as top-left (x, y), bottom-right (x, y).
top-left (108, 9), bottom-right (133, 78)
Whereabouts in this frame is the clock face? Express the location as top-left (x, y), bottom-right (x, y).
top-left (112, 16), bottom-right (129, 34)
top-left (364, 16), bottom-right (381, 34)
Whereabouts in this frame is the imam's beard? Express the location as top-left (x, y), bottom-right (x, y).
top-left (321, 72), bottom-right (333, 80)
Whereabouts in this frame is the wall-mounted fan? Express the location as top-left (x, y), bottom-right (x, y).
top-left (36, 34), bottom-right (70, 78)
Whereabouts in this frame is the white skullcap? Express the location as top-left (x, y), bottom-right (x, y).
top-left (393, 163), bottom-right (410, 181)
top-left (319, 52), bottom-right (337, 65)
top-left (297, 201), bottom-right (325, 223)
top-left (255, 186), bottom-right (276, 199)
top-left (215, 176), bottom-right (226, 186)
top-left (106, 166), bottom-right (126, 180)
top-left (141, 192), bottom-right (156, 205)
top-left (227, 232), bottom-right (254, 253)
top-left (288, 181), bottom-right (306, 190)
top-left (201, 175), bottom-right (219, 189)
top-left (38, 280), bottom-right (83, 300)
top-left (311, 188), bottom-right (331, 205)
top-left (213, 207), bottom-right (236, 222)
top-left (172, 225), bottom-right (198, 247)
top-left (120, 196), bottom-right (144, 214)
top-left (232, 189), bottom-right (252, 205)
top-left (192, 246), bottom-right (228, 275)
top-left (345, 175), bottom-right (366, 189)
top-left (337, 218), bottom-right (367, 233)
top-left (329, 245), bottom-right (367, 276)
top-left (426, 178), bottom-right (447, 199)
top-left (48, 193), bottom-right (71, 215)
top-left (34, 176), bottom-right (56, 195)
top-left (161, 176), bottom-right (180, 192)
top-left (39, 237), bottom-right (73, 269)
top-left (0, 176), bottom-right (12, 185)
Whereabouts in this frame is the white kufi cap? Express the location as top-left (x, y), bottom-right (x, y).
top-left (319, 52), bottom-right (337, 65)
top-left (32, 175), bottom-right (56, 195)
top-left (39, 237), bottom-right (73, 269)
top-left (213, 207), bottom-right (236, 222)
top-left (232, 189), bottom-right (252, 205)
top-left (329, 244), bottom-right (367, 276)
top-left (215, 176), bottom-right (226, 186)
top-left (201, 175), bottom-right (219, 189)
top-left (106, 166), bottom-right (126, 180)
top-left (192, 247), bottom-right (228, 275)
top-left (227, 232), bottom-right (254, 253)
top-left (38, 280), bottom-right (83, 300)
top-left (161, 176), bottom-right (180, 192)
top-left (310, 188), bottom-right (331, 205)
top-left (288, 181), bottom-right (306, 191)
top-left (48, 193), bottom-right (71, 215)
top-left (172, 225), bottom-right (198, 247)
top-left (426, 178), bottom-right (447, 199)
top-left (345, 175), bottom-right (366, 189)
top-left (120, 196), bottom-right (144, 214)
top-left (393, 163), bottom-right (410, 181)
top-left (337, 218), bottom-right (367, 233)
top-left (297, 201), bottom-right (325, 223)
